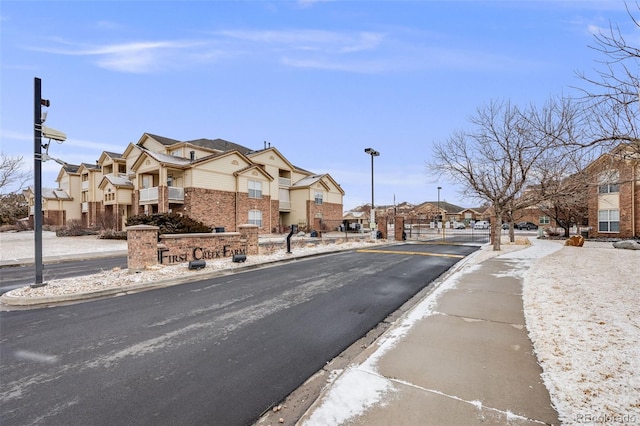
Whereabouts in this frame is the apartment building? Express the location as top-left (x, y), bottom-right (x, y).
top-left (28, 133), bottom-right (344, 234)
top-left (586, 143), bottom-right (640, 238)
top-left (23, 164), bottom-right (81, 227)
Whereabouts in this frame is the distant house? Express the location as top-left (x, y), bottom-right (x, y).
top-left (342, 211), bottom-right (367, 232)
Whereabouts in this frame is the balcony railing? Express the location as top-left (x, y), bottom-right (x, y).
top-left (82, 181), bottom-right (89, 191)
top-left (82, 202), bottom-right (88, 212)
top-left (279, 200), bottom-right (291, 211)
top-left (139, 187), bottom-right (159, 202)
top-left (168, 187), bottom-right (184, 201)
top-left (278, 177), bottom-right (291, 187)
top-left (139, 186), bottom-right (184, 203)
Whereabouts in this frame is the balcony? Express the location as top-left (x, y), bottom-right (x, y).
top-left (82, 202), bottom-right (88, 212)
top-left (279, 200), bottom-right (291, 211)
top-left (82, 181), bottom-right (89, 191)
top-left (139, 186), bottom-right (184, 204)
top-left (278, 177), bottom-right (291, 187)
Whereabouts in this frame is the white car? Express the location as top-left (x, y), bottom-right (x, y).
top-left (473, 221), bottom-right (490, 229)
top-left (452, 222), bottom-right (466, 229)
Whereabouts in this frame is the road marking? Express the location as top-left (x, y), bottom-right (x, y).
top-left (356, 249), bottom-right (465, 259)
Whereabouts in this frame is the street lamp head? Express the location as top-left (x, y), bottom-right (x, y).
top-left (364, 147), bottom-right (380, 156)
top-left (437, 186), bottom-right (442, 190)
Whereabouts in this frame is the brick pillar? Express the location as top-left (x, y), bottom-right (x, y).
top-left (127, 225), bottom-right (159, 272)
top-left (238, 224), bottom-right (259, 255)
top-left (395, 216), bottom-right (405, 241)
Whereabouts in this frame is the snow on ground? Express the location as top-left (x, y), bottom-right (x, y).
top-left (3, 232), bottom-right (639, 424)
top-left (2, 237), bottom-right (386, 298)
top-left (523, 241), bottom-right (640, 425)
top-left (303, 237), bottom-right (640, 426)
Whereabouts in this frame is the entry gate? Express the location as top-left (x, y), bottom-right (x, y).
top-left (403, 217), bottom-right (490, 245)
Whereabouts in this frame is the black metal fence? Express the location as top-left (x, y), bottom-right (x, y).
top-left (402, 218), bottom-right (490, 245)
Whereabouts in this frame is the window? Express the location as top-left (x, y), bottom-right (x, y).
top-left (248, 181), bottom-right (262, 199)
top-left (248, 210), bottom-right (262, 227)
top-left (598, 183), bottom-right (620, 194)
top-left (539, 216), bottom-right (550, 225)
top-left (598, 171), bottom-right (619, 194)
top-left (598, 210), bottom-right (620, 232)
top-left (314, 191), bottom-right (323, 205)
top-left (142, 175), bottom-right (152, 189)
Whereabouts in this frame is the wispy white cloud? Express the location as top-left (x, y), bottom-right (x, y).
top-left (29, 39), bottom-right (210, 73)
top-left (24, 26), bottom-right (541, 75)
top-left (214, 29), bottom-right (385, 54)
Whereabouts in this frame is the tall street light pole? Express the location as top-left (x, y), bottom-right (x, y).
top-left (437, 186), bottom-right (442, 233)
top-left (33, 77), bottom-right (46, 287)
top-left (32, 77), bottom-right (66, 288)
top-left (364, 148), bottom-right (380, 239)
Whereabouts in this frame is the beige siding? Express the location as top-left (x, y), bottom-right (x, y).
top-left (140, 137), bottom-right (166, 152)
top-left (249, 151), bottom-right (289, 170)
top-left (167, 147), bottom-right (211, 160)
top-left (191, 168), bottom-right (236, 191)
top-left (117, 188), bottom-right (133, 205)
top-left (289, 188), bottom-right (309, 225)
top-left (598, 193), bottom-right (619, 209)
top-left (190, 154), bottom-right (251, 190)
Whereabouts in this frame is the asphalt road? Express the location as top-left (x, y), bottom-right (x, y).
top-left (0, 243), bottom-right (478, 425)
top-left (0, 256), bottom-right (128, 294)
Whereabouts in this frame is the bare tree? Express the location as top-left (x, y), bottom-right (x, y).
top-left (0, 154), bottom-right (30, 194)
top-left (575, 3), bottom-right (640, 154)
top-left (429, 100), bottom-right (566, 250)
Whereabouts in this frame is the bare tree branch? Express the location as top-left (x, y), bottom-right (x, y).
top-left (0, 154), bottom-right (30, 194)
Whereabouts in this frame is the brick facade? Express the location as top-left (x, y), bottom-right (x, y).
top-left (236, 192), bottom-right (272, 233)
top-left (306, 201), bottom-right (342, 232)
top-left (183, 187), bottom-right (237, 231)
top-left (82, 201), bottom-right (102, 229)
top-left (588, 158), bottom-right (639, 238)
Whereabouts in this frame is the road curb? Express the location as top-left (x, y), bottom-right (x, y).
top-left (0, 244), bottom-right (397, 307)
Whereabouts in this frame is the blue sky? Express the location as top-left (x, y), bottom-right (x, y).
top-left (0, 1), bottom-right (635, 210)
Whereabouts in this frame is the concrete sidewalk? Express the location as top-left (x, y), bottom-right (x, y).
top-left (298, 240), bottom-right (559, 426)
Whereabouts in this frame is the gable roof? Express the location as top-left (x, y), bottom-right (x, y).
top-left (79, 162), bottom-right (101, 171)
top-left (233, 164), bottom-right (274, 181)
top-left (98, 174), bottom-right (134, 189)
top-left (144, 133), bottom-right (182, 146)
top-left (43, 188), bottom-right (72, 200)
top-left (185, 138), bottom-right (253, 155)
top-left (131, 148), bottom-right (192, 171)
top-left (415, 201), bottom-right (465, 213)
top-left (291, 173), bottom-right (345, 195)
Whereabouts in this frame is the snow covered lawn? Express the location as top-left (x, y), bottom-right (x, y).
top-left (523, 241), bottom-right (640, 425)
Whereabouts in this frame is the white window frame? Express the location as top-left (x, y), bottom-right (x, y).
top-left (598, 209), bottom-right (620, 233)
top-left (598, 171), bottom-right (620, 194)
top-left (539, 216), bottom-right (550, 225)
top-left (248, 180), bottom-right (262, 199)
top-left (314, 190), bottom-right (323, 205)
top-left (248, 209), bottom-right (262, 227)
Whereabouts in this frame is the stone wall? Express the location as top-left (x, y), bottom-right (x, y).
top-left (126, 224), bottom-right (259, 272)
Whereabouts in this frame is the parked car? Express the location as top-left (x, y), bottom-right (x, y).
top-left (501, 222), bottom-right (510, 230)
top-left (452, 222), bottom-right (466, 229)
top-left (515, 221), bottom-right (538, 230)
top-left (473, 221), bottom-right (490, 230)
